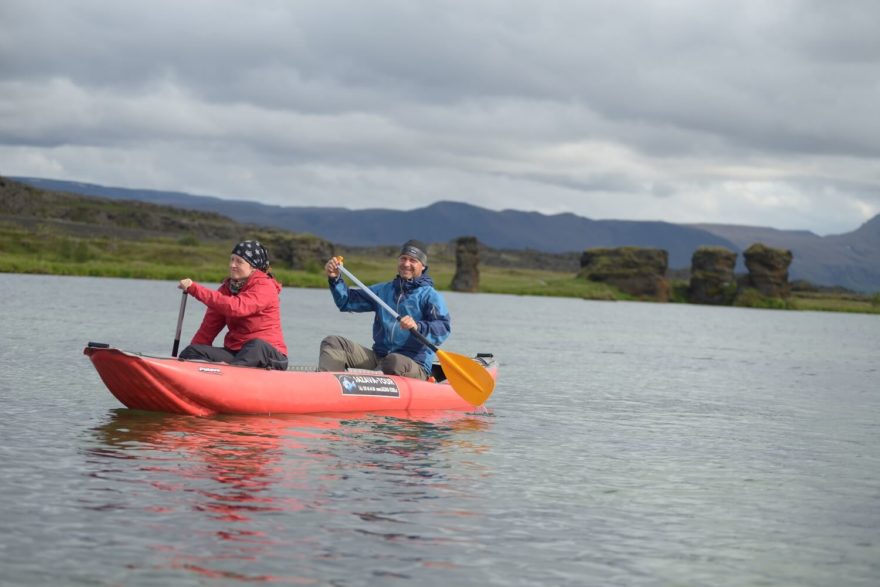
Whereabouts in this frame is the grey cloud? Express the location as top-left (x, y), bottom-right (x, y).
top-left (1, 0), bottom-right (879, 234)
top-left (505, 171), bottom-right (645, 196)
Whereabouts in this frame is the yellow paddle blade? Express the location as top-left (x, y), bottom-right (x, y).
top-left (437, 350), bottom-right (496, 406)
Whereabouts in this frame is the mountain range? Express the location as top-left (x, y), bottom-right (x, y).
top-left (12, 177), bottom-right (880, 292)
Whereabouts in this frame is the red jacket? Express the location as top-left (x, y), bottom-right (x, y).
top-left (187, 270), bottom-right (287, 355)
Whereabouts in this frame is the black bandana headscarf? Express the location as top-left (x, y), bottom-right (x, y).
top-left (231, 240), bottom-right (270, 272)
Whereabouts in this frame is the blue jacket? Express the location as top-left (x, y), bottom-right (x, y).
top-left (329, 271), bottom-right (451, 375)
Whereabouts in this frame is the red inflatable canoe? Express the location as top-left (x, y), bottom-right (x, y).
top-left (84, 344), bottom-right (498, 417)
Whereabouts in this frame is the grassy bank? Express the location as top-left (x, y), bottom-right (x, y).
top-left (2, 222), bottom-right (878, 313)
top-left (0, 223), bottom-right (620, 299)
top-left (785, 290), bottom-right (880, 314)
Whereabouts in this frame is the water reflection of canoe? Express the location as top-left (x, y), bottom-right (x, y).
top-left (84, 345), bottom-right (498, 417)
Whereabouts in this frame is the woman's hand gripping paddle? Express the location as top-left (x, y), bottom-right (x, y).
top-left (334, 258), bottom-right (495, 406)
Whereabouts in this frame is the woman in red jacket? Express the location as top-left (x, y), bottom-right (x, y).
top-left (178, 240), bottom-right (288, 370)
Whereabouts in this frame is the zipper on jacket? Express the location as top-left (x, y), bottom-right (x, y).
top-left (389, 289), bottom-right (404, 344)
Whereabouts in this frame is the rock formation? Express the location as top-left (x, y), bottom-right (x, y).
top-left (742, 243), bottom-right (793, 298)
top-left (261, 233), bottom-right (335, 271)
top-left (688, 246), bottom-right (737, 305)
top-left (579, 247), bottom-right (670, 301)
top-left (451, 236), bottom-right (480, 292)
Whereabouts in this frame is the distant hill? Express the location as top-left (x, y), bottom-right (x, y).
top-left (9, 177), bottom-right (737, 264)
top-left (1, 176), bottom-right (242, 241)
top-left (11, 177), bottom-right (880, 291)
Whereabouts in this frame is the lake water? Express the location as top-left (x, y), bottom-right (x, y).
top-left (1, 273), bottom-right (878, 586)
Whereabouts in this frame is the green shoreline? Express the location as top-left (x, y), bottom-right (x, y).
top-left (2, 175), bottom-right (878, 315)
top-left (2, 234), bottom-right (878, 314)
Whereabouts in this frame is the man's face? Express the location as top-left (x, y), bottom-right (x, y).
top-left (397, 254), bottom-right (424, 279)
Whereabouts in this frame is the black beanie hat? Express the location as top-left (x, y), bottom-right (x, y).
top-left (399, 239), bottom-right (428, 265)
top-left (231, 240), bottom-right (270, 271)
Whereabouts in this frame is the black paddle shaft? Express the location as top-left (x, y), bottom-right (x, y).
top-left (396, 316), bottom-right (439, 352)
top-left (171, 291), bottom-right (188, 357)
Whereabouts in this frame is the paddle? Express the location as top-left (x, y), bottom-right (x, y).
top-left (171, 290), bottom-right (188, 357)
top-left (334, 258), bottom-right (495, 406)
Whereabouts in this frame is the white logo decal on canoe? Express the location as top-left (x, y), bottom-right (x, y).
top-left (198, 367), bottom-right (222, 375)
top-left (335, 374), bottom-right (400, 398)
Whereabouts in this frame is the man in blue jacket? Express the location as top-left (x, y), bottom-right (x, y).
top-left (318, 240), bottom-right (451, 380)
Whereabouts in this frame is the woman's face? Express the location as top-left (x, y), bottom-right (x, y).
top-left (229, 254), bottom-right (256, 280)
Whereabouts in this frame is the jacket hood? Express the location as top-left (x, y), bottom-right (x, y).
top-left (394, 270), bottom-right (434, 296)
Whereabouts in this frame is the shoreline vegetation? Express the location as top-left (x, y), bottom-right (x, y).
top-left (2, 177), bottom-right (878, 314)
top-left (4, 227), bottom-right (878, 315)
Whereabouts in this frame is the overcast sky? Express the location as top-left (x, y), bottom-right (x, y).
top-left (2, 0), bottom-right (878, 235)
